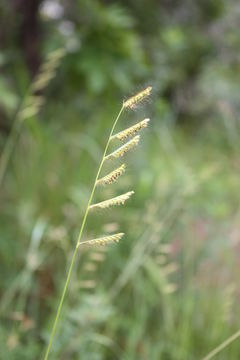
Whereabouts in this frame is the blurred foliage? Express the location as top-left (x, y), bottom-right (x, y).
top-left (1, 0), bottom-right (240, 359)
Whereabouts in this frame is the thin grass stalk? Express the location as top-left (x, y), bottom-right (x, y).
top-left (0, 83), bottom-right (36, 188)
top-left (43, 105), bottom-right (124, 360)
top-left (0, 109), bottom-right (24, 188)
top-left (202, 329), bottom-right (240, 360)
top-left (0, 49), bottom-right (64, 190)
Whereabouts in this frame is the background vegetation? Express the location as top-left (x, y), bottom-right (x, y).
top-left (1, 0), bottom-right (240, 359)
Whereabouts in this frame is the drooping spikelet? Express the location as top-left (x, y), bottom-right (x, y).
top-left (123, 86), bottom-right (152, 109)
top-left (19, 96), bottom-right (45, 120)
top-left (42, 48), bottom-right (65, 71)
top-left (105, 136), bottom-right (140, 161)
top-left (96, 164), bottom-right (126, 186)
top-left (32, 48), bottom-right (65, 92)
top-left (18, 48), bottom-right (65, 121)
top-left (78, 233), bottom-right (124, 247)
top-left (111, 118), bottom-right (150, 141)
top-left (90, 191), bottom-right (134, 211)
top-left (32, 73), bottom-right (56, 92)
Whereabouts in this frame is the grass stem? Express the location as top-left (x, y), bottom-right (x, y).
top-left (202, 329), bottom-right (240, 360)
top-left (43, 105), bottom-right (124, 359)
top-left (0, 115), bottom-right (23, 189)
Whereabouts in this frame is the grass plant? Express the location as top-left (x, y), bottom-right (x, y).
top-left (0, 48), bottom-right (65, 189)
top-left (43, 86), bottom-right (152, 359)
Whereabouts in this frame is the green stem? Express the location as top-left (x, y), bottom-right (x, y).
top-left (0, 87), bottom-right (31, 190)
top-left (0, 116), bottom-right (23, 189)
top-left (43, 105), bottom-right (124, 360)
top-left (201, 329), bottom-right (240, 360)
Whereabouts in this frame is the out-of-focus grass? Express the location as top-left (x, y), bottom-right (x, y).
top-left (1, 97), bottom-right (240, 360)
top-left (1, 0), bottom-right (240, 358)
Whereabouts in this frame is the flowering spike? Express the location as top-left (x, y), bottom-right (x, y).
top-left (32, 48), bottom-right (65, 92)
top-left (96, 164), bottom-right (126, 186)
top-left (123, 86), bottom-right (152, 109)
top-left (90, 191), bottom-right (134, 211)
top-left (19, 96), bottom-right (45, 120)
top-left (105, 136), bottom-right (140, 161)
top-left (47, 48), bottom-right (65, 63)
top-left (111, 119), bottom-right (150, 141)
top-left (78, 233), bottom-right (124, 247)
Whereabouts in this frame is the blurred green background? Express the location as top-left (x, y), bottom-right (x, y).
top-left (1, 0), bottom-right (240, 359)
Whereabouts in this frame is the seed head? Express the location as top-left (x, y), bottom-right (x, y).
top-left (97, 164), bottom-right (126, 186)
top-left (111, 119), bottom-right (150, 141)
top-left (123, 86), bottom-right (152, 109)
top-left (105, 136), bottom-right (140, 161)
top-left (90, 191), bottom-right (134, 211)
top-left (79, 233), bottom-right (124, 247)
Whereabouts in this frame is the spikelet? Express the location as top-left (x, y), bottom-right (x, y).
top-left (32, 72), bottom-right (56, 92)
top-left (105, 136), bottom-right (140, 161)
top-left (111, 119), bottom-right (150, 141)
top-left (19, 96), bottom-right (45, 120)
top-left (79, 233), bottom-right (124, 247)
top-left (19, 106), bottom-right (39, 120)
top-left (90, 191), bottom-right (134, 211)
top-left (123, 86), bottom-right (152, 109)
top-left (43, 48), bottom-right (65, 69)
top-left (25, 95), bottom-right (45, 107)
top-left (32, 48), bottom-right (65, 92)
top-left (19, 48), bottom-right (65, 120)
top-left (96, 164), bottom-right (126, 186)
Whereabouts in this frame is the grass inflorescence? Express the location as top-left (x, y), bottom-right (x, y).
top-left (43, 86), bottom-right (152, 359)
top-left (0, 48), bottom-right (65, 189)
